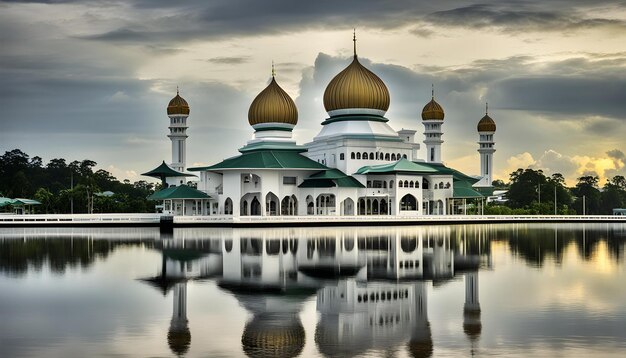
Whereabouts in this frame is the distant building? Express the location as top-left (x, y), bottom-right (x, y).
top-left (613, 208), bottom-right (626, 216)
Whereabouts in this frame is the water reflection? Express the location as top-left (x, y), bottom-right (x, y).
top-left (0, 224), bottom-right (625, 357)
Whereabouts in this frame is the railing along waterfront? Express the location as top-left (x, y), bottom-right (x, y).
top-left (0, 213), bottom-right (161, 225)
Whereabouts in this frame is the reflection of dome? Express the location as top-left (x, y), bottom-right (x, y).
top-left (242, 315), bottom-right (305, 358)
top-left (167, 89), bottom-right (190, 115)
top-left (248, 77), bottom-right (298, 126)
top-left (477, 114), bottom-right (496, 132)
top-left (323, 44), bottom-right (390, 114)
top-left (421, 98), bottom-right (444, 121)
top-left (314, 321), bottom-right (366, 358)
top-left (168, 327), bottom-right (191, 356)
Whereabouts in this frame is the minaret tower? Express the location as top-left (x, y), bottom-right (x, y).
top-left (166, 88), bottom-right (190, 172)
top-left (421, 85), bottom-right (445, 163)
top-left (475, 103), bottom-right (496, 187)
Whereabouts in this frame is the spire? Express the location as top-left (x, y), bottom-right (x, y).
top-left (432, 83), bottom-right (435, 99)
top-left (176, 86), bottom-right (179, 95)
top-left (353, 28), bottom-right (357, 59)
top-left (485, 102), bottom-right (488, 115)
top-left (271, 60), bottom-right (275, 78)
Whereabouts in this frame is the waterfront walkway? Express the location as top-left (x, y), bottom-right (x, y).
top-left (0, 213), bottom-right (625, 227)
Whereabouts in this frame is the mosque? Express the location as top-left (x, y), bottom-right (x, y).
top-left (144, 35), bottom-right (497, 217)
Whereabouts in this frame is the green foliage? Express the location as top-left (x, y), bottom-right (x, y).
top-left (0, 149), bottom-right (156, 213)
top-left (503, 168), bottom-right (626, 215)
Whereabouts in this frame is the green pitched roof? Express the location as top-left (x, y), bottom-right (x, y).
top-left (415, 162), bottom-right (479, 183)
top-left (355, 158), bottom-right (439, 175)
top-left (452, 181), bottom-right (484, 198)
top-left (147, 185), bottom-right (210, 200)
top-left (189, 150), bottom-right (328, 171)
top-left (0, 198), bottom-right (41, 207)
top-left (142, 161), bottom-right (196, 179)
top-left (299, 169), bottom-right (365, 188)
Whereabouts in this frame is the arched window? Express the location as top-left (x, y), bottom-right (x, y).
top-left (390, 180), bottom-right (394, 189)
top-left (415, 180), bottom-right (420, 189)
top-left (409, 181), bottom-right (414, 188)
top-left (430, 148), bottom-right (435, 162)
top-left (445, 182), bottom-right (451, 189)
top-left (398, 181), bottom-right (403, 188)
top-left (363, 152), bottom-right (368, 160)
top-left (385, 153), bottom-right (390, 161)
top-left (370, 152), bottom-right (374, 160)
top-left (351, 152), bottom-right (355, 159)
top-left (340, 153), bottom-right (345, 160)
top-left (383, 181), bottom-right (387, 188)
top-left (397, 153), bottom-right (401, 160)
top-left (404, 180), bottom-right (409, 187)
top-left (356, 152), bottom-right (361, 159)
top-left (391, 154), bottom-right (396, 161)
top-left (402, 154), bottom-right (408, 159)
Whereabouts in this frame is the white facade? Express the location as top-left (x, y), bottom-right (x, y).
top-left (475, 130), bottom-right (495, 187)
top-left (168, 113), bottom-right (189, 173)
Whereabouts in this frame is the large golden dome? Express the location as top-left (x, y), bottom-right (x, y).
top-left (421, 98), bottom-right (444, 120)
top-left (323, 56), bottom-right (390, 114)
top-left (167, 89), bottom-right (190, 116)
top-left (248, 77), bottom-right (298, 126)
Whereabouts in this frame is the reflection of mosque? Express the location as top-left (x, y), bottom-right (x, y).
top-left (136, 226), bottom-right (491, 357)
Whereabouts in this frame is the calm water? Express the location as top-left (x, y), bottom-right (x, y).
top-left (0, 224), bottom-right (625, 358)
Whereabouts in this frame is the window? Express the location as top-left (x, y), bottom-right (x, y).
top-left (340, 153), bottom-right (345, 160)
top-left (283, 176), bottom-right (297, 185)
top-left (486, 156), bottom-right (489, 175)
top-left (363, 152), bottom-right (368, 160)
top-left (409, 181), bottom-right (414, 188)
top-left (351, 152), bottom-right (355, 159)
top-left (391, 154), bottom-right (396, 161)
top-left (399, 181), bottom-right (403, 188)
top-left (403, 154), bottom-right (407, 159)
top-left (370, 152), bottom-right (374, 160)
top-left (385, 153), bottom-right (390, 161)
top-left (356, 153), bottom-right (361, 159)
top-left (430, 148), bottom-right (435, 162)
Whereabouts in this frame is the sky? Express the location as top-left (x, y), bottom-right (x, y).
top-left (1, 0), bottom-right (625, 186)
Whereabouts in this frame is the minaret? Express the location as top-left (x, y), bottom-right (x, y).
top-left (167, 88), bottom-right (190, 172)
top-left (421, 85), bottom-right (445, 163)
top-left (168, 282), bottom-right (191, 356)
top-left (476, 103), bottom-right (496, 187)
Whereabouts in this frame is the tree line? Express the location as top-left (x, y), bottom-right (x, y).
top-left (489, 168), bottom-right (626, 215)
top-left (0, 149), bottom-right (157, 213)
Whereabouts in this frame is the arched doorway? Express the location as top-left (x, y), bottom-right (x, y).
top-left (306, 195), bottom-right (314, 215)
top-left (281, 195), bottom-right (298, 215)
top-left (224, 197), bottom-right (233, 215)
top-left (250, 197), bottom-right (261, 216)
top-left (400, 194), bottom-right (418, 211)
top-left (241, 200), bottom-right (248, 216)
top-left (265, 192), bottom-right (279, 216)
top-left (341, 198), bottom-right (355, 215)
top-left (316, 194), bottom-right (335, 215)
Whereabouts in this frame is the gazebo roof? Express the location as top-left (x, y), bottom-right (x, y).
top-left (142, 161), bottom-right (196, 178)
top-left (189, 150), bottom-right (328, 171)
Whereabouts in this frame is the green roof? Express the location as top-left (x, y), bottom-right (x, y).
top-left (142, 161), bottom-right (196, 179)
top-left (0, 197), bottom-right (41, 207)
top-left (355, 158), bottom-right (439, 175)
top-left (189, 150), bottom-right (328, 171)
top-left (299, 169), bottom-right (365, 188)
top-left (415, 162), bottom-right (479, 183)
top-left (474, 186), bottom-right (495, 196)
top-left (452, 181), bottom-right (484, 198)
top-left (147, 185), bottom-right (210, 200)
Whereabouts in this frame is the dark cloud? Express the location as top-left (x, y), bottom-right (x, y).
top-left (205, 56), bottom-right (251, 65)
top-left (427, 4), bottom-right (626, 34)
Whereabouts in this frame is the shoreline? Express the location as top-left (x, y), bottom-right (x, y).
top-left (0, 213), bottom-right (625, 228)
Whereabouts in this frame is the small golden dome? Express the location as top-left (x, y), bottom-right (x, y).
top-left (478, 104), bottom-right (496, 132)
top-left (323, 56), bottom-right (390, 114)
top-left (167, 89), bottom-right (190, 116)
top-left (421, 98), bottom-right (444, 120)
top-left (248, 77), bottom-right (298, 126)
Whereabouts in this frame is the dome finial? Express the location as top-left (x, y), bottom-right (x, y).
top-left (485, 102), bottom-right (488, 115)
top-left (271, 60), bottom-right (275, 78)
top-left (176, 86), bottom-right (179, 95)
top-left (353, 28), bottom-right (357, 59)
top-left (432, 83), bottom-right (435, 99)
